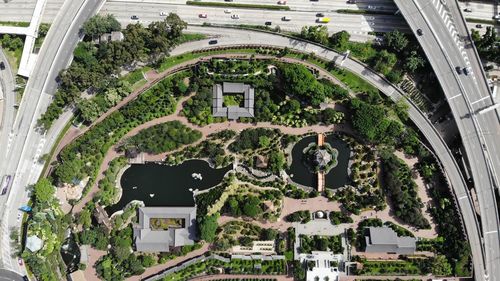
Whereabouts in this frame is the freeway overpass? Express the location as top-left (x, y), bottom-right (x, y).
top-left (393, 0), bottom-right (500, 280)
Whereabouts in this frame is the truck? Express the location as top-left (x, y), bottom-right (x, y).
top-left (316, 17), bottom-right (330, 23)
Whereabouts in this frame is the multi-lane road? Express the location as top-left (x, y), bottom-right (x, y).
top-left (0, 0), bottom-right (499, 279)
top-left (0, 0), bottom-right (105, 273)
top-left (394, 0), bottom-right (500, 281)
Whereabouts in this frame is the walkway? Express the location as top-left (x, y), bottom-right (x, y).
top-left (125, 243), bottom-right (210, 281)
top-left (218, 196), bottom-right (438, 239)
top-left (189, 274), bottom-right (293, 281)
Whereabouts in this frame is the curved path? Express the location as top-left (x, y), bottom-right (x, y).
top-left (0, 48), bottom-right (16, 175)
top-left (49, 27), bottom-right (473, 279)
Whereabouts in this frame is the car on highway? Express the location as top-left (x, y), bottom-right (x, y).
top-left (476, 24), bottom-right (483, 28)
top-left (463, 8), bottom-right (472, 12)
top-left (417, 29), bottom-right (423, 36)
top-left (281, 16), bottom-right (291, 21)
top-left (265, 21), bottom-right (272, 26)
top-left (208, 39), bottom-right (218, 45)
top-left (317, 17), bottom-right (330, 23)
top-left (18, 258), bottom-right (23, 266)
top-left (159, 11), bottom-right (167, 16)
top-left (0, 61), bottom-right (4, 70)
top-left (17, 213), bottom-right (21, 222)
top-left (22, 276), bottom-right (29, 281)
top-left (231, 14), bottom-right (240, 19)
top-left (493, 15), bottom-right (500, 20)
top-left (347, 0), bottom-right (356, 3)
top-left (455, 66), bottom-right (462, 74)
top-left (316, 13), bottom-right (324, 17)
top-left (131, 15), bottom-right (139, 20)
top-left (224, 9), bottom-right (232, 13)
top-left (277, 0), bottom-right (287, 4)
top-left (224, 0), bottom-right (234, 2)
top-left (199, 13), bottom-right (208, 18)
top-left (463, 67), bottom-right (471, 75)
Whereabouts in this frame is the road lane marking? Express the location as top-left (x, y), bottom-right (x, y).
top-left (458, 195), bottom-right (468, 200)
top-left (485, 230), bottom-right (498, 235)
top-left (448, 93), bottom-right (462, 101)
top-left (471, 96), bottom-right (490, 105)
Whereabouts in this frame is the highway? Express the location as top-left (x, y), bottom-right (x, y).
top-left (0, 0), bottom-right (106, 273)
top-left (393, 0), bottom-right (500, 281)
top-left (0, 49), bottom-right (16, 176)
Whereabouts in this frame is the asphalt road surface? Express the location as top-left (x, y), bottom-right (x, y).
top-left (0, 0), bottom-right (105, 273)
top-left (394, 1), bottom-right (500, 281)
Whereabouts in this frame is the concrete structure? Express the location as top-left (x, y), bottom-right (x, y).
top-left (212, 82), bottom-right (254, 120)
top-left (298, 251), bottom-right (342, 281)
top-left (364, 227), bottom-right (416, 255)
top-left (394, 1), bottom-right (500, 280)
top-left (25, 235), bottom-right (43, 252)
top-left (92, 31), bottom-right (124, 44)
top-left (68, 270), bottom-right (86, 281)
top-left (231, 240), bottom-right (275, 254)
top-left (133, 206), bottom-right (197, 252)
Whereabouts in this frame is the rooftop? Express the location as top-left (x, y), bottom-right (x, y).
top-left (213, 82), bottom-right (254, 120)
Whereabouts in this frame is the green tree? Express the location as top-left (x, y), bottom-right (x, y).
top-left (33, 178), bottom-right (55, 204)
top-left (198, 214), bottom-right (218, 242)
top-left (371, 50), bottom-right (397, 75)
top-left (404, 51), bottom-right (425, 73)
top-left (280, 64), bottom-right (326, 106)
top-left (78, 209), bottom-right (92, 229)
top-left (268, 151), bottom-right (286, 174)
top-left (83, 14), bottom-right (121, 38)
top-left (384, 30), bottom-right (409, 53)
top-left (242, 196), bottom-right (263, 218)
top-left (330, 30), bottom-right (351, 50)
top-left (300, 25), bottom-right (329, 45)
top-left (432, 255), bottom-right (452, 276)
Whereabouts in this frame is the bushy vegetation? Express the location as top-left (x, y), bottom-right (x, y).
top-left (472, 26), bottom-right (499, 64)
top-left (328, 211), bottom-right (353, 225)
top-left (380, 153), bottom-right (430, 229)
top-left (52, 72), bottom-right (185, 186)
top-left (118, 121), bottom-right (201, 154)
top-left (299, 28), bottom-right (427, 83)
top-left (39, 13), bottom-right (187, 129)
top-left (298, 235), bottom-right (343, 254)
top-left (22, 179), bottom-right (69, 281)
top-left (284, 210), bottom-right (311, 223)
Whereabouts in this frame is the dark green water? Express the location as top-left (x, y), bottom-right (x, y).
top-left (106, 160), bottom-right (231, 215)
top-left (287, 134), bottom-right (350, 189)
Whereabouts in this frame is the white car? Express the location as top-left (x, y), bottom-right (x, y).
top-left (159, 11), bottom-right (167, 16)
top-left (231, 14), bottom-right (240, 19)
top-left (199, 13), bottom-right (208, 18)
top-left (17, 213), bottom-right (21, 222)
top-left (224, 9), bottom-right (232, 13)
top-left (277, 0), bottom-right (287, 4)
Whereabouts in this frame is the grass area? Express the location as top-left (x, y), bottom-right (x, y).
top-left (336, 9), bottom-right (395, 16)
top-left (178, 33), bottom-right (208, 44)
top-left (120, 66), bottom-right (151, 90)
top-left (186, 1), bottom-right (290, 10)
top-left (0, 21), bottom-right (30, 27)
top-left (157, 48), bottom-right (258, 72)
top-left (466, 17), bottom-right (499, 25)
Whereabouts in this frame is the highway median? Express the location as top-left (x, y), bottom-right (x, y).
top-left (336, 9), bottom-right (395, 16)
top-left (186, 1), bottom-right (290, 11)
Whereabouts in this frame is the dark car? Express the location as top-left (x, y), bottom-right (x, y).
top-left (463, 67), bottom-right (470, 75)
top-left (131, 15), bottom-right (139, 20)
top-left (22, 276), bottom-right (29, 281)
top-left (208, 39), bottom-right (218, 45)
top-left (417, 29), bottom-right (423, 36)
top-left (0, 61), bottom-right (5, 70)
top-left (224, 0), bottom-right (234, 2)
top-left (455, 66), bottom-right (462, 74)
top-left (265, 21), bottom-right (272, 26)
top-left (476, 24), bottom-right (483, 28)
top-left (347, 0), bottom-right (356, 3)
top-left (316, 13), bottom-right (324, 17)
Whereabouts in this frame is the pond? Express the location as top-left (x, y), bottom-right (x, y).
top-left (106, 160), bottom-right (232, 215)
top-left (287, 134), bottom-right (350, 189)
